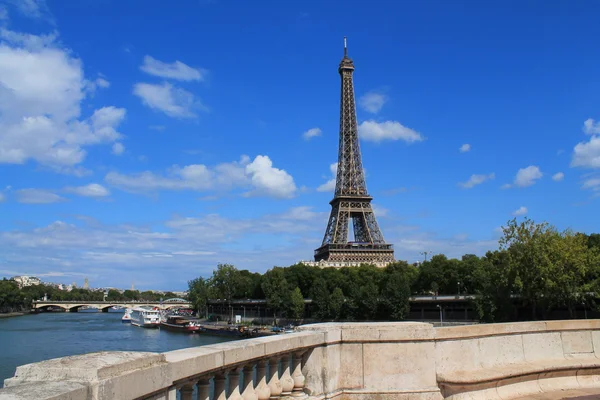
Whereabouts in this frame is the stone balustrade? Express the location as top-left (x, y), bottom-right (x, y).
top-left (3, 320), bottom-right (600, 400)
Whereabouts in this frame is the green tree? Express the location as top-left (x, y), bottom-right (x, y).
top-left (106, 289), bottom-right (124, 301)
top-left (311, 279), bottom-right (330, 320)
top-left (188, 277), bottom-right (211, 316)
top-left (329, 287), bottom-right (345, 320)
top-left (123, 290), bottom-right (140, 300)
top-left (211, 264), bottom-right (240, 303)
top-left (286, 287), bottom-right (305, 320)
top-left (261, 267), bottom-right (289, 320)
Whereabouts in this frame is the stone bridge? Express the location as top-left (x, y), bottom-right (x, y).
top-left (32, 300), bottom-right (192, 313)
top-left (3, 320), bottom-right (600, 400)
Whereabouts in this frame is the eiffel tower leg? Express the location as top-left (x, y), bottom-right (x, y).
top-left (321, 201), bottom-right (350, 247)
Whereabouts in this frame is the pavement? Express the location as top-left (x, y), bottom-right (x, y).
top-left (517, 389), bottom-right (600, 399)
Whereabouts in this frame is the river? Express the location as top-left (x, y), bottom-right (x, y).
top-left (0, 311), bottom-right (235, 387)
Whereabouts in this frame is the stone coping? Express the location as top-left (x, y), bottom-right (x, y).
top-left (435, 320), bottom-right (600, 340)
top-left (437, 359), bottom-right (600, 384)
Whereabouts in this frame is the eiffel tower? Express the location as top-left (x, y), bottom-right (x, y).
top-left (314, 38), bottom-right (395, 265)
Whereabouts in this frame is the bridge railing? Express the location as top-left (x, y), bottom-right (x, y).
top-left (6, 321), bottom-right (600, 400)
top-left (0, 322), bottom-right (442, 400)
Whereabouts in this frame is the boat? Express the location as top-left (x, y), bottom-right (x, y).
top-left (130, 307), bottom-right (160, 328)
top-left (121, 308), bottom-right (132, 323)
top-left (160, 316), bottom-right (203, 333)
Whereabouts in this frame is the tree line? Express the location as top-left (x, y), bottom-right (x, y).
top-left (188, 219), bottom-right (600, 322)
top-left (0, 281), bottom-right (181, 313)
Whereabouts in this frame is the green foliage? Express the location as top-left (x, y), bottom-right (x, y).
top-left (287, 287), bottom-right (305, 320)
top-left (261, 267), bottom-right (289, 315)
top-left (187, 277), bottom-right (211, 316)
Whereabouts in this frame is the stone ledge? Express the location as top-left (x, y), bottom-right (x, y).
top-left (4, 351), bottom-right (165, 387)
top-left (436, 320), bottom-right (600, 340)
top-left (0, 381), bottom-right (88, 400)
top-left (437, 359), bottom-right (600, 385)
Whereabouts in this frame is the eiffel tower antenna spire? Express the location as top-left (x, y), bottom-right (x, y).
top-left (314, 38), bottom-right (395, 266)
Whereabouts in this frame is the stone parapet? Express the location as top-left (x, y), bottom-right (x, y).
top-left (3, 320), bottom-right (600, 400)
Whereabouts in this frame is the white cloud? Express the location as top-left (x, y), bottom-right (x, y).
top-left (359, 91), bottom-right (387, 114)
top-left (572, 135), bottom-right (600, 169)
top-left (317, 163), bottom-right (337, 192)
top-left (95, 77), bottom-right (110, 89)
top-left (133, 82), bottom-right (204, 118)
top-left (0, 30), bottom-right (126, 171)
top-left (552, 172), bottom-right (564, 182)
top-left (584, 119), bottom-right (600, 135)
top-left (0, 192), bottom-right (5, 202)
top-left (106, 155), bottom-right (296, 198)
top-left (16, 189), bottom-right (65, 204)
top-left (582, 176), bottom-right (600, 193)
top-left (503, 166), bottom-right (543, 188)
top-left (244, 155), bottom-right (297, 198)
top-left (4, 0), bottom-right (50, 20)
top-left (512, 206), bottom-right (528, 216)
top-left (458, 173), bottom-right (495, 189)
top-left (371, 203), bottom-right (388, 218)
top-left (459, 143), bottom-right (471, 153)
top-left (358, 120), bottom-right (424, 143)
top-left (111, 142), bottom-right (125, 155)
top-left (302, 127), bottom-right (322, 140)
top-left (140, 55), bottom-right (205, 81)
top-left (0, 6), bottom-right (7, 21)
top-left (64, 183), bottom-right (110, 198)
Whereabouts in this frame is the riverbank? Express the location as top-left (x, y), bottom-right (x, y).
top-left (0, 312), bottom-right (25, 319)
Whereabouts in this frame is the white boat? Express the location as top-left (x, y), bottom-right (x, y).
top-left (130, 307), bottom-right (160, 328)
top-left (121, 308), bottom-right (132, 323)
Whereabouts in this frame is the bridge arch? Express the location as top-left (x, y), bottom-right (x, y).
top-left (37, 304), bottom-right (68, 312)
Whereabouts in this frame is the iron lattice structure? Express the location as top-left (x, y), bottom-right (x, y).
top-left (314, 40), bottom-right (395, 264)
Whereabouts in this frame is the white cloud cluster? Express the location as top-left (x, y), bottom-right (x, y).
top-left (512, 206), bottom-right (528, 216)
top-left (552, 172), bottom-right (564, 182)
top-left (140, 55), bottom-right (205, 82)
top-left (134, 56), bottom-right (207, 118)
top-left (317, 163), bottom-right (338, 192)
top-left (503, 166), bottom-right (543, 188)
top-left (584, 119), bottom-right (600, 135)
top-left (459, 143), bottom-right (471, 153)
top-left (0, 29), bottom-right (126, 172)
top-left (64, 184), bottom-right (110, 198)
top-left (0, 206), bottom-right (328, 286)
top-left (4, 0), bottom-right (50, 19)
top-left (111, 142), bottom-right (125, 155)
top-left (458, 173), bottom-right (495, 189)
top-left (302, 127), bottom-right (322, 140)
top-left (133, 82), bottom-right (204, 119)
top-left (106, 155), bottom-right (297, 198)
top-left (572, 129), bottom-right (600, 169)
top-left (15, 189), bottom-right (66, 204)
top-left (359, 120), bottom-right (424, 143)
top-left (359, 91), bottom-right (388, 114)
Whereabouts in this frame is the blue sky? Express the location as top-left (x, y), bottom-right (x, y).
top-left (0, 0), bottom-right (599, 291)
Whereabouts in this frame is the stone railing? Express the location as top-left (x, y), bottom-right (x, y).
top-left (3, 320), bottom-right (600, 400)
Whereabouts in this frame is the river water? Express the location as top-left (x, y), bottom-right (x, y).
top-left (0, 311), bottom-right (234, 387)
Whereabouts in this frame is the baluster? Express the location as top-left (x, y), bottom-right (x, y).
top-left (229, 368), bottom-right (243, 400)
top-left (255, 360), bottom-right (271, 400)
top-left (214, 372), bottom-right (227, 400)
top-left (180, 382), bottom-right (195, 400)
top-left (197, 377), bottom-right (211, 400)
top-left (291, 352), bottom-right (307, 398)
top-left (242, 364), bottom-right (258, 400)
top-left (279, 355), bottom-right (294, 397)
top-left (268, 357), bottom-right (282, 399)
top-left (167, 385), bottom-right (178, 400)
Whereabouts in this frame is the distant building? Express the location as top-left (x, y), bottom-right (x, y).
top-left (83, 278), bottom-right (89, 289)
top-left (12, 276), bottom-right (41, 288)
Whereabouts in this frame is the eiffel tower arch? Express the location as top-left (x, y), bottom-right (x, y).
top-left (314, 38), bottom-right (395, 265)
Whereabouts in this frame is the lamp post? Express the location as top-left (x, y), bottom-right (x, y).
top-left (457, 281), bottom-right (460, 296)
top-left (242, 306), bottom-right (246, 323)
top-left (437, 304), bottom-right (443, 326)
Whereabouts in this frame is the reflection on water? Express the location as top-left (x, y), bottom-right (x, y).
top-left (0, 311), bottom-right (234, 387)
